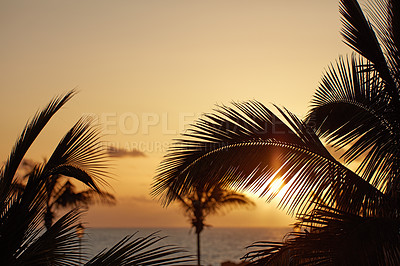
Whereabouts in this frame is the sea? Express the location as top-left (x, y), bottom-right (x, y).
top-left (84, 227), bottom-right (291, 266)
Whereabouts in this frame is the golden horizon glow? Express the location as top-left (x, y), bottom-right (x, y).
top-left (1, 0), bottom-right (352, 228)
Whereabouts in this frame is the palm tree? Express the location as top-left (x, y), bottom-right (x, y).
top-left (175, 183), bottom-right (254, 265)
top-left (152, 0), bottom-right (400, 264)
top-left (0, 91), bottom-right (192, 265)
top-left (18, 159), bottom-right (116, 230)
top-left (44, 178), bottom-right (115, 229)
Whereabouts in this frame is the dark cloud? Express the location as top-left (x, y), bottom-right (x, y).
top-left (106, 147), bottom-right (146, 158)
top-left (119, 195), bottom-right (155, 204)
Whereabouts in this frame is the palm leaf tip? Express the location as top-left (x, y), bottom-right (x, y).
top-left (340, 0), bottom-right (398, 95)
top-left (306, 53), bottom-right (400, 193)
top-left (46, 116), bottom-right (110, 191)
top-left (2, 90), bottom-right (76, 187)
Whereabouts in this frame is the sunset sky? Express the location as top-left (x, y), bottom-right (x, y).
top-left (1, 0), bottom-right (353, 228)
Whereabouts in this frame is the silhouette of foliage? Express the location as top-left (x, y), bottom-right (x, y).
top-left (0, 91), bottom-right (192, 265)
top-left (152, 0), bottom-right (400, 264)
top-left (175, 183), bottom-right (254, 265)
top-left (86, 232), bottom-right (193, 266)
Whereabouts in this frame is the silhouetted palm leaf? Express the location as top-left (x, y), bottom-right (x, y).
top-left (309, 0), bottom-right (400, 196)
top-left (0, 91), bottom-right (75, 214)
top-left (177, 184), bottom-right (254, 219)
top-left (85, 232), bottom-right (193, 266)
top-left (152, 101), bottom-right (384, 216)
top-left (52, 181), bottom-right (115, 209)
top-left (36, 117), bottom-right (114, 229)
top-left (340, 0), bottom-right (397, 93)
top-left (307, 55), bottom-right (400, 193)
top-left (0, 165), bottom-right (48, 264)
top-left (153, 1), bottom-right (400, 264)
top-left (15, 209), bottom-right (84, 266)
top-left (44, 117), bottom-right (109, 190)
top-left (0, 91), bottom-right (104, 265)
top-left (1, 92), bottom-right (192, 266)
top-left (367, 0), bottom-right (400, 83)
top-left (244, 204), bottom-right (400, 265)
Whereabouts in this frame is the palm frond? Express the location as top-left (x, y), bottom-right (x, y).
top-left (0, 91), bottom-right (75, 202)
top-left (52, 181), bottom-right (115, 209)
top-left (0, 91), bottom-right (116, 264)
top-left (79, 189), bottom-right (115, 205)
top-left (366, 0), bottom-right (400, 85)
top-left (243, 205), bottom-right (400, 265)
top-left (44, 117), bottom-right (109, 190)
top-left (340, 0), bottom-right (396, 93)
top-left (15, 209), bottom-right (84, 266)
top-left (152, 101), bottom-right (384, 216)
top-left (85, 232), bottom-right (193, 265)
top-left (0, 165), bottom-right (48, 264)
top-left (201, 187), bottom-right (255, 216)
top-left (307, 55), bottom-right (400, 193)
top-left (175, 184), bottom-right (254, 231)
top-left (48, 166), bottom-right (101, 192)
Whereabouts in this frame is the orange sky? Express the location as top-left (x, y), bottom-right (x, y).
top-left (0, 0), bottom-right (353, 228)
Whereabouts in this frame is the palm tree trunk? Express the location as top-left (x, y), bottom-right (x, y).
top-left (196, 231), bottom-right (201, 266)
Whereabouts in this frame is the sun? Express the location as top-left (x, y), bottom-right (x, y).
top-left (269, 177), bottom-right (285, 194)
top-left (243, 167), bottom-right (296, 203)
top-left (249, 173), bottom-right (290, 199)
top-left (265, 175), bottom-right (292, 201)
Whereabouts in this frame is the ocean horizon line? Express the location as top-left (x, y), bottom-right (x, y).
top-left (85, 225), bottom-right (293, 230)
